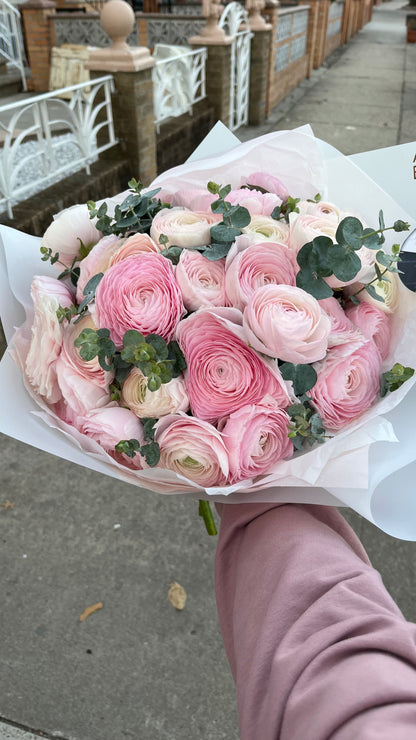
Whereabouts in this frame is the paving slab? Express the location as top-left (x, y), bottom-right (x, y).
top-left (0, 436), bottom-right (238, 740)
top-left (1, 1), bottom-right (416, 739)
top-left (273, 119), bottom-right (399, 154)
top-left (277, 100), bottom-right (401, 129)
top-left (0, 725), bottom-right (47, 740)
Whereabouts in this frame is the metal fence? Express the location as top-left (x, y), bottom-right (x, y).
top-left (0, 75), bottom-right (117, 218)
top-left (153, 46), bottom-right (207, 131)
top-left (0, 0), bottom-right (26, 90)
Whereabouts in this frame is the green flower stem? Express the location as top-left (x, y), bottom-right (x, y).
top-left (198, 500), bottom-right (217, 536)
top-left (351, 264), bottom-right (390, 298)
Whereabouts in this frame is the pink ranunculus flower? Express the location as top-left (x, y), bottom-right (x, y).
top-left (289, 212), bottom-right (338, 254)
top-left (25, 276), bottom-right (74, 404)
top-left (76, 234), bottom-right (125, 303)
top-left (109, 233), bottom-right (162, 265)
top-left (80, 406), bottom-right (144, 452)
top-left (225, 236), bottom-right (297, 311)
top-left (223, 188), bottom-right (281, 217)
top-left (155, 414), bottom-right (229, 487)
top-left (121, 367), bottom-right (189, 418)
top-left (170, 188), bottom-right (217, 213)
top-left (221, 402), bottom-right (293, 483)
top-left (60, 313), bottom-right (114, 390)
top-left (94, 253), bottom-right (185, 348)
top-left (345, 301), bottom-right (392, 360)
top-left (41, 204), bottom-right (102, 268)
top-left (319, 297), bottom-right (366, 352)
top-left (150, 207), bottom-right (221, 249)
top-left (243, 284), bottom-right (331, 363)
top-left (308, 341), bottom-right (383, 431)
top-left (54, 353), bottom-right (112, 421)
top-left (242, 215), bottom-right (290, 246)
top-left (80, 406), bottom-right (145, 470)
top-left (176, 307), bottom-right (290, 424)
top-left (297, 200), bottom-right (341, 221)
top-left (175, 249), bottom-right (226, 311)
top-left (241, 172), bottom-right (290, 201)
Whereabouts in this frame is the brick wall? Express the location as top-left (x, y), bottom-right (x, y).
top-left (0, 154), bottom-right (131, 236)
top-left (269, 55), bottom-right (309, 110)
top-left (21, 0), bottom-right (56, 92)
top-left (156, 99), bottom-right (216, 174)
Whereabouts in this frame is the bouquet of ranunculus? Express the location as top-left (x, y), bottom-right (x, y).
top-left (2, 128), bottom-right (416, 537)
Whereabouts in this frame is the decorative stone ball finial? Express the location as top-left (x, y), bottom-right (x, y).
top-left (86, 0), bottom-right (155, 72)
top-left (100, 0), bottom-right (135, 51)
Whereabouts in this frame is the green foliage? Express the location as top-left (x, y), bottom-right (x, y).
top-left (287, 401), bottom-right (327, 450)
top-left (271, 196), bottom-right (301, 223)
top-left (380, 363), bottom-right (415, 397)
top-left (74, 327), bottom-right (116, 371)
top-left (280, 362), bottom-right (318, 396)
top-left (199, 182), bottom-right (251, 261)
top-left (40, 247), bottom-right (80, 287)
top-left (74, 326), bottom-right (186, 393)
top-left (115, 417), bottom-right (160, 467)
top-left (87, 180), bottom-right (168, 237)
top-left (295, 211), bottom-right (410, 302)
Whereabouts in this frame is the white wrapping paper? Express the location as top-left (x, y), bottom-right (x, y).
top-left (1, 126), bottom-right (416, 539)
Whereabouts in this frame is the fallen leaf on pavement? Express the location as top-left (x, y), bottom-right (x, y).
top-left (0, 500), bottom-right (15, 511)
top-left (168, 582), bottom-right (187, 610)
top-left (79, 602), bottom-right (103, 622)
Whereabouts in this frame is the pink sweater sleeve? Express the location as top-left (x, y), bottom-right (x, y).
top-left (214, 503), bottom-right (416, 740)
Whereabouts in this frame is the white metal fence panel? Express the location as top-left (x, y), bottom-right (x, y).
top-left (0, 0), bottom-right (26, 90)
top-left (0, 75), bottom-right (117, 218)
top-left (219, 2), bottom-right (252, 131)
top-left (152, 45), bottom-right (207, 131)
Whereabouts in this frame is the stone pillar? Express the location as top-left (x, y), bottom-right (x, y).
top-left (341, 0), bottom-right (352, 44)
top-left (189, 3), bottom-right (233, 128)
top-left (21, 0), bottom-right (56, 92)
top-left (189, 40), bottom-right (233, 126)
top-left (313, 0), bottom-right (330, 68)
top-left (249, 29), bottom-right (272, 125)
top-left (86, 0), bottom-right (157, 185)
top-left (264, 0), bottom-right (279, 117)
top-left (299, 0), bottom-right (319, 76)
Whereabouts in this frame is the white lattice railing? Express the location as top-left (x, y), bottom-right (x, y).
top-left (0, 0), bottom-right (26, 90)
top-left (0, 75), bottom-right (117, 218)
top-left (152, 46), bottom-right (207, 131)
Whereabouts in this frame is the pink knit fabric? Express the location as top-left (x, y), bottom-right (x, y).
top-left (215, 503), bottom-right (416, 739)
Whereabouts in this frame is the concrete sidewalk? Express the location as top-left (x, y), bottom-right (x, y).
top-left (1, 3), bottom-right (416, 739)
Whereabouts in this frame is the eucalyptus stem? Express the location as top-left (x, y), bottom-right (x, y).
top-left (351, 265), bottom-right (390, 298)
top-left (198, 500), bottom-right (217, 536)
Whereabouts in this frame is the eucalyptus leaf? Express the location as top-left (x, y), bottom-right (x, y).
top-left (328, 248), bottom-right (361, 281)
top-left (280, 362), bottom-right (318, 396)
top-left (362, 228), bottom-right (381, 250)
top-left (210, 223), bottom-right (241, 243)
top-left (296, 266), bottom-right (333, 299)
top-left (203, 243), bottom-right (232, 260)
top-left (336, 217), bottom-right (363, 249)
top-left (146, 334), bottom-right (169, 359)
